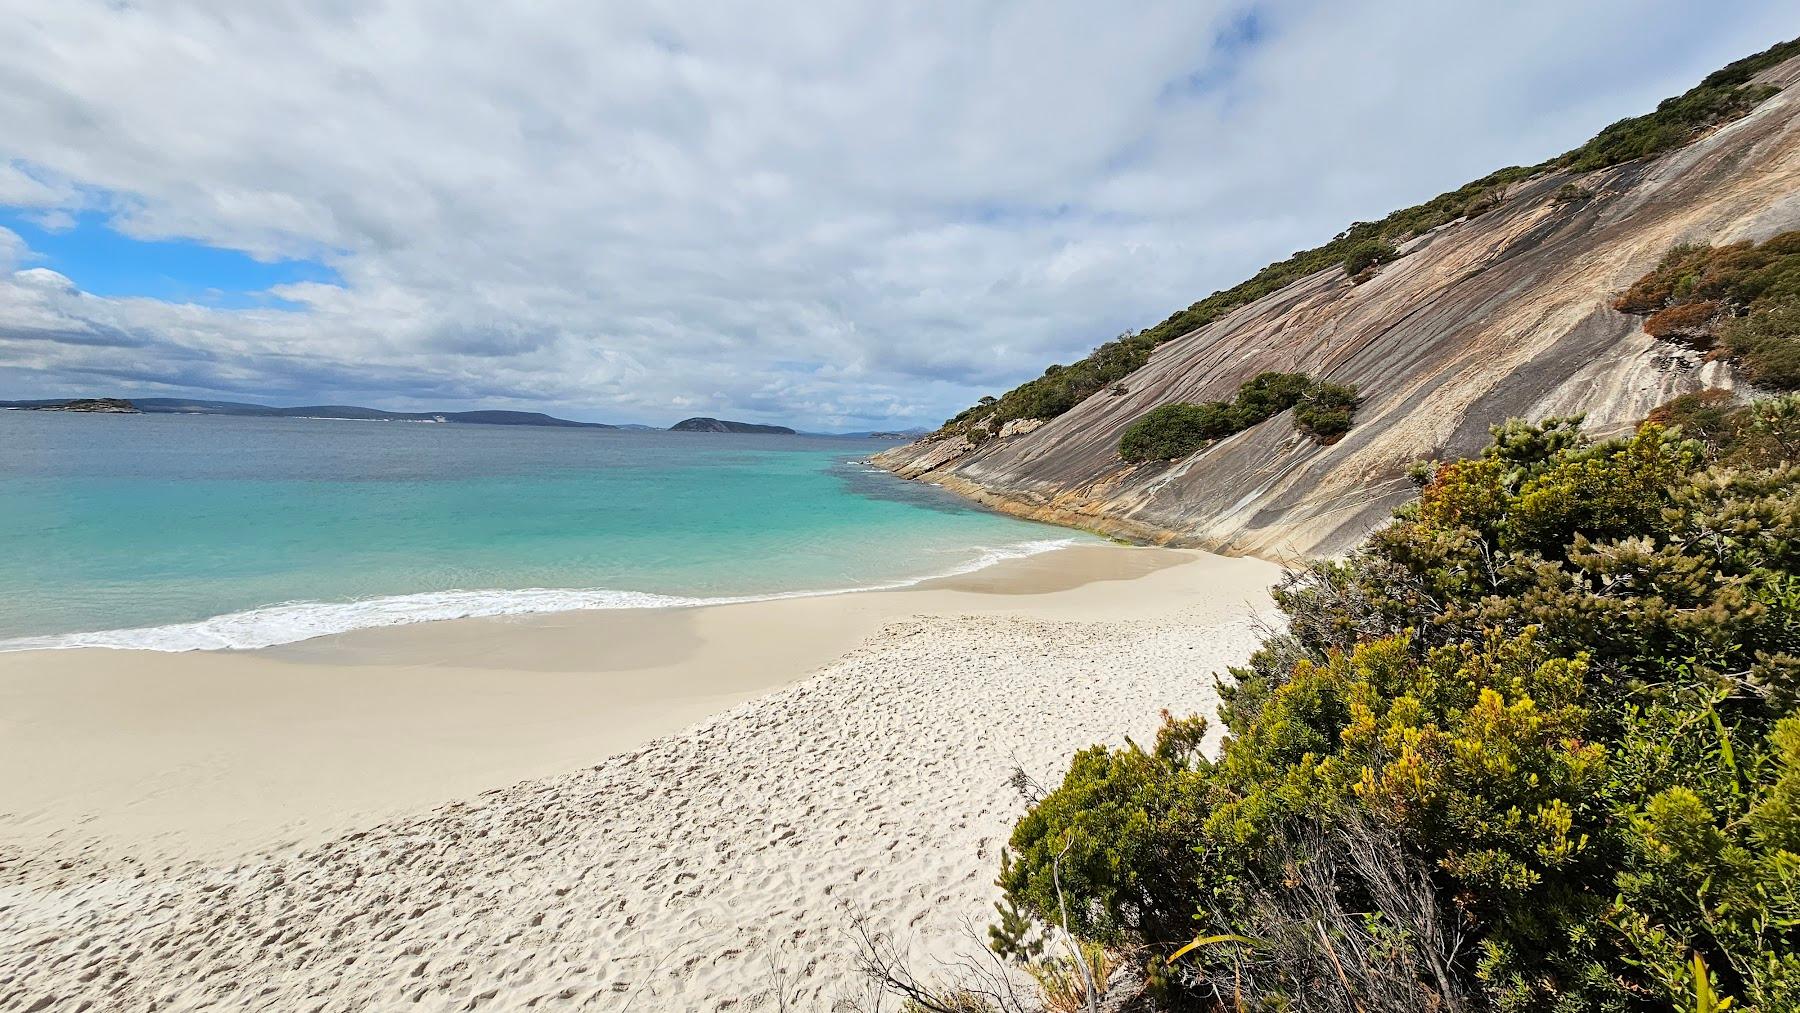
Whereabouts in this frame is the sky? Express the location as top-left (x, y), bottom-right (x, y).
top-left (0, 2), bottom-right (1793, 429)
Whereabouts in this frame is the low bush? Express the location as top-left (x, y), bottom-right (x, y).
top-left (1647, 388), bottom-right (1742, 449)
top-left (1723, 298), bottom-right (1800, 389)
top-left (1342, 239), bottom-right (1400, 279)
top-left (1617, 231), bottom-right (1800, 390)
top-left (1557, 35), bottom-right (1797, 173)
top-left (1118, 402), bottom-right (1244, 463)
top-left (1294, 382), bottom-right (1361, 441)
top-left (1118, 374), bottom-right (1360, 462)
top-left (1233, 371), bottom-right (1315, 419)
top-left (999, 410), bottom-right (1800, 1011)
top-left (1552, 182), bottom-right (1594, 205)
top-left (1652, 389), bottom-right (1800, 471)
top-left (1644, 299), bottom-right (1723, 342)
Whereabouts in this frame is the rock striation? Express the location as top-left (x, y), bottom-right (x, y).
top-left (877, 53), bottom-right (1800, 560)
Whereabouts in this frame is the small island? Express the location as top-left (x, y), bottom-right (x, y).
top-left (12, 398), bottom-right (140, 413)
top-left (0, 396), bottom-right (617, 428)
top-left (669, 417), bottom-right (796, 434)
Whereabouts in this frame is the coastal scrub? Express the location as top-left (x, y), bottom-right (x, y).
top-left (1617, 231), bottom-right (1800, 390)
top-left (998, 405), bottom-right (1800, 1011)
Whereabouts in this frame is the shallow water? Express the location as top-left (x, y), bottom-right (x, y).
top-left (0, 412), bottom-right (1080, 649)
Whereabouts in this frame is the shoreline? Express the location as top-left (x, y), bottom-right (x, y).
top-left (0, 542), bottom-right (1282, 1009)
top-left (0, 544), bottom-right (1280, 863)
top-left (0, 536), bottom-right (1086, 654)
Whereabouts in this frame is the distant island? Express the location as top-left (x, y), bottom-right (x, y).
top-left (843, 429), bottom-right (927, 440)
top-left (11, 397), bottom-right (140, 413)
top-left (1, 397), bottom-right (618, 429)
top-left (3, 397), bottom-right (921, 437)
top-left (670, 417), bottom-right (797, 434)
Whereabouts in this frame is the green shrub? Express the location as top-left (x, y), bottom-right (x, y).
top-left (1557, 33), bottom-right (1797, 173)
top-left (1646, 390), bottom-right (1800, 473)
top-left (1233, 370), bottom-right (1315, 419)
top-left (1553, 182), bottom-right (1594, 205)
top-left (1342, 239), bottom-right (1400, 278)
top-left (1617, 232), bottom-right (1800, 390)
top-left (1293, 382), bottom-right (1361, 442)
top-left (1001, 413), bottom-right (1800, 1011)
top-left (1723, 298), bottom-right (1800, 389)
top-left (1118, 373), bottom-right (1358, 462)
top-left (1118, 402), bottom-right (1243, 463)
top-left (1647, 388), bottom-right (1742, 451)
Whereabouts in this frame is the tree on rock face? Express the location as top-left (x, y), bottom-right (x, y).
top-left (1294, 382), bottom-right (1360, 442)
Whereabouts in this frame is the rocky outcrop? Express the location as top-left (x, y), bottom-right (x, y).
top-left (670, 417), bottom-right (798, 434)
top-left (877, 54), bottom-right (1800, 560)
top-left (18, 398), bottom-right (140, 413)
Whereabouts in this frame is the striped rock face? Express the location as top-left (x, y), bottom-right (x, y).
top-left (878, 55), bottom-right (1800, 561)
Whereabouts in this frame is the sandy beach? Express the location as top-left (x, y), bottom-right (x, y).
top-left (0, 544), bottom-right (1280, 1011)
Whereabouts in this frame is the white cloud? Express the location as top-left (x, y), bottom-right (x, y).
top-left (0, 227), bottom-right (27, 271)
top-left (0, 0), bottom-right (1792, 427)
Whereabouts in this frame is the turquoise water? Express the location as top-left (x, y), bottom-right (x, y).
top-left (0, 412), bottom-right (1080, 650)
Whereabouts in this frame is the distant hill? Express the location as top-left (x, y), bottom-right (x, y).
top-left (1, 397), bottom-right (618, 429)
top-left (670, 417), bottom-right (797, 434)
top-left (828, 427), bottom-right (930, 439)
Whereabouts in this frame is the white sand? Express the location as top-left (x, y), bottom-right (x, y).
top-left (0, 546), bottom-right (1279, 1011)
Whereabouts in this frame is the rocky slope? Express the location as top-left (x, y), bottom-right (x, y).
top-left (876, 52), bottom-right (1800, 560)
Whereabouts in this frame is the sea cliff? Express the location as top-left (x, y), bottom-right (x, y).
top-left (876, 51), bottom-right (1800, 559)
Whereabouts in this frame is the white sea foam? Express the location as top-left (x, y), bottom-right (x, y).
top-left (0, 538), bottom-right (1081, 653)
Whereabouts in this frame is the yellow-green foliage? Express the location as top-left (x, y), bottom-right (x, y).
top-left (999, 416), bottom-right (1800, 1011)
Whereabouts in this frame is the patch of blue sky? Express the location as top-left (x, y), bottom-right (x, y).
top-left (0, 208), bottom-right (339, 309)
top-left (961, 200), bottom-right (1076, 227)
top-left (1158, 7), bottom-right (1269, 105)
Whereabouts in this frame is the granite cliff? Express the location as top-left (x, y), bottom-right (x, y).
top-left (876, 46), bottom-right (1800, 560)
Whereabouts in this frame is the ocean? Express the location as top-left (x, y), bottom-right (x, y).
top-left (0, 412), bottom-right (1082, 651)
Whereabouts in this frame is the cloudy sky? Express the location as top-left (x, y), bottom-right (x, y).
top-left (0, 2), bottom-right (1792, 428)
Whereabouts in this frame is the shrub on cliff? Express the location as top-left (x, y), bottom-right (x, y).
top-left (1118, 402), bottom-right (1244, 463)
top-left (1119, 375), bottom-right (1362, 461)
top-left (1723, 298), bottom-right (1800, 389)
top-left (1233, 371), bottom-right (1316, 419)
top-left (1557, 35), bottom-right (1797, 173)
top-left (1293, 382), bottom-right (1361, 442)
top-left (999, 414), bottom-right (1800, 1012)
top-left (1617, 232), bottom-right (1800, 390)
top-left (1341, 239), bottom-right (1398, 279)
top-left (1552, 182), bottom-right (1594, 205)
top-left (1651, 390), bottom-right (1800, 471)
